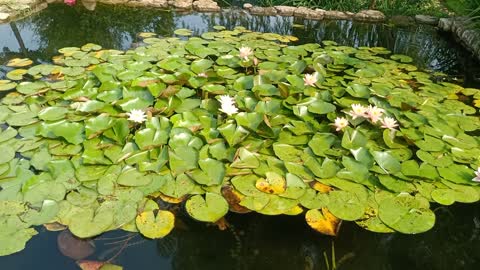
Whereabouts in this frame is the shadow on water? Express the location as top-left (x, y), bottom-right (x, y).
top-left (1, 4), bottom-right (480, 270)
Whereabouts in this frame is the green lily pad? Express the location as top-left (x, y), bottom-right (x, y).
top-left (185, 193), bottom-right (229, 222)
top-left (326, 190), bottom-right (366, 221)
top-left (0, 216), bottom-right (38, 256)
top-left (378, 193), bottom-right (435, 234)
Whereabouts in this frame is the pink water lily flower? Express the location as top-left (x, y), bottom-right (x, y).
top-left (239, 47), bottom-right (253, 60)
top-left (473, 168), bottom-right (480, 182)
top-left (347, 104), bottom-right (368, 119)
top-left (303, 73), bottom-right (317, 87)
top-left (366, 105), bottom-right (385, 123)
top-left (380, 116), bottom-right (399, 130)
top-left (64, 0), bottom-right (76, 6)
top-left (333, 117), bottom-right (349, 131)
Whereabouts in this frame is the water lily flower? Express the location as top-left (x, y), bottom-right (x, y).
top-left (218, 95), bottom-right (238, 115)
top-left (473, 168), bottom-right (480, 182)
top-left (303, 73), bottom-right (317, 87)
top-left (333, 117), bottom-right (349, 131)
top-left (347, 104), bottom-right (368, 119)
top-left (366, 105), bottom-right (385, 123)
top-left (197, 72), bottom-right (208, 78)
top-left (64, 0), bottom-right (76, 6)
top-left (127, 109), bottom-right (147, 123)
top-left (239, 47), bottom-right (253, 60)
top-left (380, 116), bottom-right (399, 130)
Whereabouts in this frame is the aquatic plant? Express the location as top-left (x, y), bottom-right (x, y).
top-left (64, 0), bottom-right (76, 6)
top-left (0, 26), bottom-right (479, 256)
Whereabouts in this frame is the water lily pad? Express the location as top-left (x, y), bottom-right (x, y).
top-left (69, 207), bottom-right (114, 238)
top-left (305, 208), bottom-right (341, 236)
top-left (326, 190), bottom-right (366, 221)
top-left (136, 210), bottom-right (174, 239)
top-left (0, 80), bottom-right (17, 91)
top-left (185, 193), bottom-right (229, 222)
top-left (378, 193), bottom-right (435, 234)
top-left (6, 69), bottom-right (27, 81)
top-left (6, 58), bottom-right (33, 67)
top-left (174, 28), bottom-right (193, 36)
top-left (0, 216), bottom-right (38, 256)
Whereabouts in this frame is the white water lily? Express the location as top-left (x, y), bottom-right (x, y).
top-left (239, 46), bottom-right (253, 60)
top-left (303, 73), bottom-right (317, 86)
top-left (380, 116), bottom-right (399, 130)
top-left (366, 105), bottom-right (385, 123)
top-left (127, 109), bottom-right (147, 123)
top-left (347, 104), bottom-right (368, 119)
top-left (333, 117), bottom-right (349, 131)
top-left (473, 168), bottom-right (480, 182)
top-left (218, 95), bottom-right (238, 115)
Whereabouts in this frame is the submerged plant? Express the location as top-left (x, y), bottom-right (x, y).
top-left (0, 27), bottom-right (480, 256)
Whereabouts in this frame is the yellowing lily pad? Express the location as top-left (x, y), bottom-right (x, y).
top-left (6, 69), bottom-right (27, 81)
top-left (135, 210), bottom-right (174, 239)
top-left (305, 208), bottom-right (341, 236)
top-left (255, 172), bottom-right (286, 194)
top-left (6, 58), bottom-right (33, 67)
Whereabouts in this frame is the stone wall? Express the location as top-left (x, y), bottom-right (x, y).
top-left (439, 17), bottom-right (480, 62)
top-left (0, 0), bottom-right (48, 22)
top-left (0, 0), bottom-right (221, 23)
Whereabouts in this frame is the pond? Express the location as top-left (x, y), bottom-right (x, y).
top-left (0, 3), bottom-right (480, 270)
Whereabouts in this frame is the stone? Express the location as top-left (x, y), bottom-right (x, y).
top-left (0, 12), bottom-right (10, 21)
top-left (323, 10), bottom-right (352, 20)
top-left (81, 0), bottom-right (97, 10)
top-left (170, 0), bottom-right (193, 10)
top-left (0, 6), bottom-right (10, 13)
top-left (438, 17), bottom-right (480, 62)
top-left (274, 5), bottom-right (296, 16)
top-left (415, 15), bottom-right (439, 25)
top-left (389, 15), bottom-right (415, 27)
top-left (127, 0), bottom-right (168, 8)
top-left (243, 3), bottom-right (253, 10)
top-left (354, 10), bottom-right (385, 22)
top-left (248, 6), bottom-right (277, 16)
top-left (193, 0), bottom-right (220, 12)
top-left (98, 0), bottom-right (129, 4)
top-left (294, 7), bottom-right (323, 20)
top-left (438, 17), bottom-right (453, 31)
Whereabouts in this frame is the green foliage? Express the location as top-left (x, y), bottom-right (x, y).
top-left (252, 0), bottom-right (444, 16)
top-left (0, 27), bottom-right (479, 256)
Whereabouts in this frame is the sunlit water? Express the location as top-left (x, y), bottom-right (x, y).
top-left (0, 4), bottom-right (480, 270)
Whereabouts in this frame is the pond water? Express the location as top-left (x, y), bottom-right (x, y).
top-left (1, 3), bottom-right (480, 270)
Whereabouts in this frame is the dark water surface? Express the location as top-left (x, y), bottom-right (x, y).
top-left (1, 4), bottom-right (480, 270)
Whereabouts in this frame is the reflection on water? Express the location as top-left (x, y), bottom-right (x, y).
top-left (1, 4), bottom-right (480, 270)
top-left (0, 4), bottom-right (479, 85)
top-left (1, 203), bottom-right (479, 270)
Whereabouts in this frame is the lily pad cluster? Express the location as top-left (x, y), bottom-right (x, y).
top-left (1, 26), bottom-right (480, 256)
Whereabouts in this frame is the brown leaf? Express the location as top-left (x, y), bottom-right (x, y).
top-left (305, 208), bottom-right (341, 236)
top-left (76, 260), bottom-right (105, 270)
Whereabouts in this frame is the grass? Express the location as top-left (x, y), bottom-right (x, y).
top-left (251, 0), bottom-right (449, 16)
top-left (443, 0), bottom-right (480, 28)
